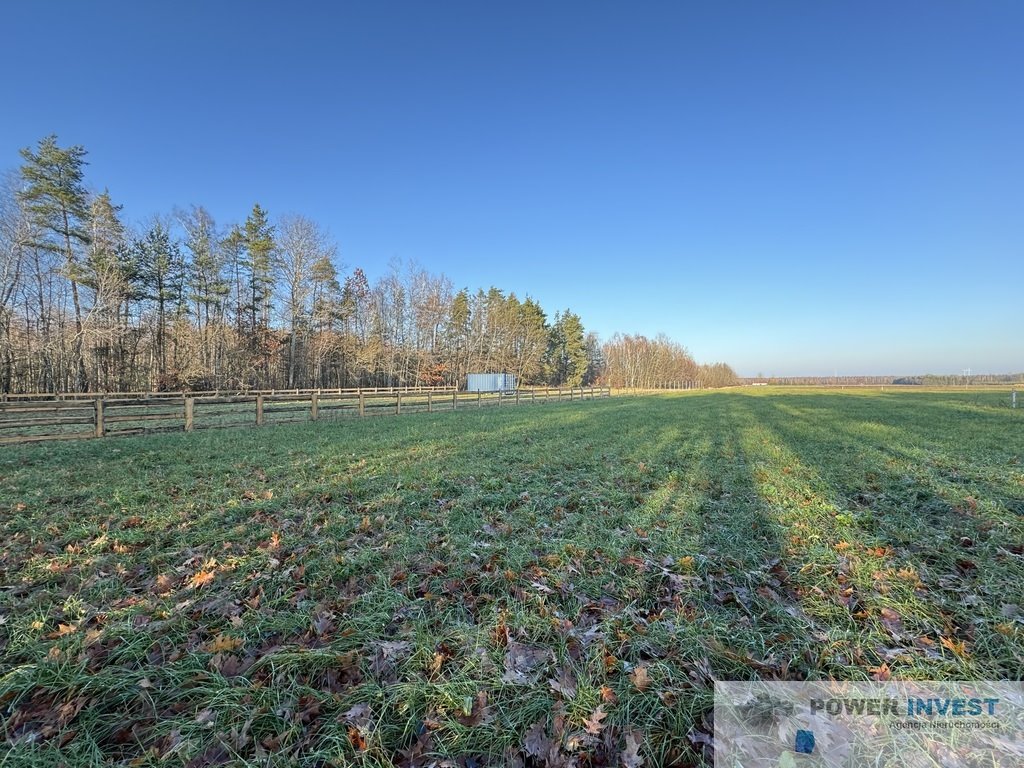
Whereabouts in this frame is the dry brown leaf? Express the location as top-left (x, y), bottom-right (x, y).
top-left (348, 725), bottom-right (367, 750)
top-left (879, 607), bottom-right (904, 636)
top-left (502, 641), bottom-right (552, 685)
top-left (47, 622), bottom-right (78, 639)
top-left (621, 728), bottom-right (644, 767)
top-left (209, 653), bottom-right (244, 676)
top-left (940, 636), bottom-right (969, 657)
top-left (600, 685), bottom-right (619, 704)
top-left (342, 702), bottom-right (372, 730)
top-left (457, 690), bottom-right (491, 727)
top-left (188, 569), bottom-right (216, 589)
top-left (429, 650), bottom-right (447, 677)
top-left (524, 721), bottom-right (554, 760)
top-left (630, 665), bottom-right (651, 691)
top-left (204, 633), bottom-right (243, 652)
top-left (583, 704), bottom-right (608, 735)
top-left (548, 665), bottom-right (578, 699)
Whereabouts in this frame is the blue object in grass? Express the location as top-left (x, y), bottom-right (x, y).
top-left (795, 729), bottom-right (816, 754)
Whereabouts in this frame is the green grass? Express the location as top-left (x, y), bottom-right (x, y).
top-left (1, 388), bottom-right (1022, 766)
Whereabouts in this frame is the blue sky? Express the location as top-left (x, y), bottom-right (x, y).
top-left (2, 1), bottom-right (1021, 376)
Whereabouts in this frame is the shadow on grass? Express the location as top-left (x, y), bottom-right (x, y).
top-left (745, 395), bottom-right (1024, 682)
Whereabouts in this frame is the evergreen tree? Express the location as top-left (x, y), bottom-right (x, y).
top-left (242, 203), bottom-right (276, 376)
top-left (548, 309), bottom-right (589, 386)
top-left (134, 221), bottom-right (184, 381)
top-left (18, 135), bottom-right (92, 388)
top-left (85, 191), bottom-right (135, 388)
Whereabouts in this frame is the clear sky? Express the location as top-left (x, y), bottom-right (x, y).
top-left (2, 1), bottom-right (1021, 377)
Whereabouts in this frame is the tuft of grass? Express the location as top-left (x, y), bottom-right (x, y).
top-left (1, 388), bottom-right (1022, 766)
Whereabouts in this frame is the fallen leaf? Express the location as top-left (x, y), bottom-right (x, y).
top-left (209, 653), bottom-right (244, 676)
top-left (47, 622), bottom-right (78, 639)
top-left (428, 650), bottom-right (447, 677)
top-left (457, 690), bottom-right (491, 727)
top-left (348, 725), bottom-right (366, 750)
top-left (188, 569), bottom-right (216, 589)
top-left (195, 708), bottom-right (216, 726)
top-left (940, 636), bottom-right (969, 658)
top-left (502, 641), bottom-right (552, 685)
top-left (879, 607), bottom-right (904, 636)
top-left (630, 665), bottom-right (651, 692)
top-left (371, 640), bottom-right (412, 682)
top-left (583, 705), bottom-right (608, 735)
top-left (342, 702), bottom-right (372, 730)
top-left (204, 633), bottom-right (243, 653)
top-left (548, 665), bottom-right (578, 699)
top-left (524, 721), bottom-right (555, 761)
top-left (621, 728), bottom-right (644, 768)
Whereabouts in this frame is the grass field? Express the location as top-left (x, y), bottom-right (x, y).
top-left (1, 388), bottom-right (1022, 766)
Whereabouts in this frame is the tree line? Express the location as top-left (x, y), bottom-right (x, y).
top-left (0, 135), bottom-right (736, 393)
top-left (744, 374), bottom-right (1023, 386)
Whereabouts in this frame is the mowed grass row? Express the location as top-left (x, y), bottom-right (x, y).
top-left (1, 389), bottom-right (1022, 766)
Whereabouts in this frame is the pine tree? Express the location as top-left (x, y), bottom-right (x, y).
top-left (242, 203), bottom-right (276, 377)
top-left (85, 191), bottom-right (134, 388)
top-left (548, 310), bottom-right (588, 387)
top-left (18, 135), bottom-right (92, 389)
top-left (134, 221), bottom-right (184, 382)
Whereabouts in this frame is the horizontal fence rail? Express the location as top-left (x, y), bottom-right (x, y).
top-left (0, 385), bottom-right (456, 402)
top-left (0, 387), bottom-right (612, 445)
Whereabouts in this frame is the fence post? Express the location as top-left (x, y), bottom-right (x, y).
top-left (359, 392), bottom-right (365, 417)
top-left (311, 392), bottom-right (319, 421)
top-left (531, 390), bottom-right (535, 405)
top-left (256, 394), bottom-right (264, 426)
top-left (184, 397), bottom-right (194, 432)
top-left (516, 389), bottom-right (520, 406)
top-left (497, 391), bottom-right (502, 407)
top-left (453, 391), bottom-right (458, 411)
top-left (427, 392), bottom-right (433, 412)
top-left (478, 392), bottom-right (482, 408)
top-left (396, 391), bottom-right (402, 415)
top-left (94, 397), bottom-right (105, 438)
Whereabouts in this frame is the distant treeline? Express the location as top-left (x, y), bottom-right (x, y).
top-left (0, 135), bottom-right (736, 393)
top-left (741, 374), bottom-right (1024, 386)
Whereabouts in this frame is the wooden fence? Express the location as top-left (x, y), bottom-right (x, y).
top-left (0, 387), bottom-right (611, 445)
top-left (0, 385), bottom-right (455, 402)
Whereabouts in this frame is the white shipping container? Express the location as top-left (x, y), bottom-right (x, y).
top-left (465, 373), bottom-right (517, 392)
